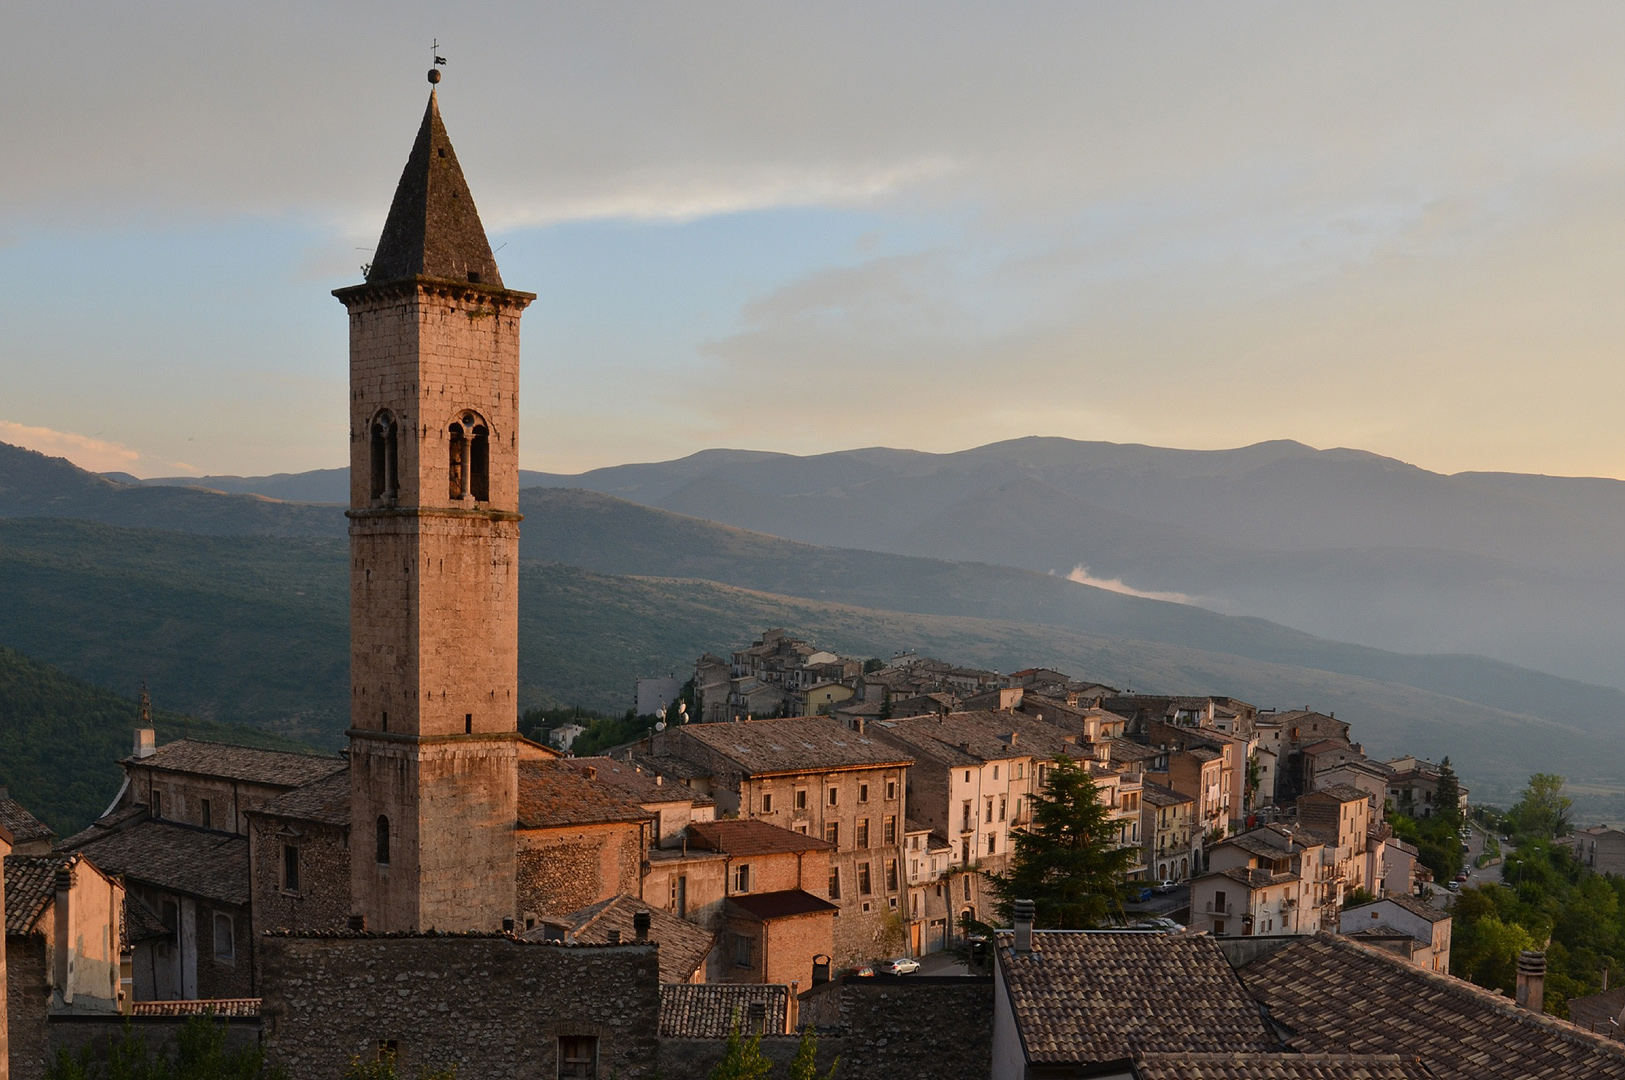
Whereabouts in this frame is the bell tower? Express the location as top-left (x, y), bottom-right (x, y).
top-left (336, 74), bottom-right (534, 932)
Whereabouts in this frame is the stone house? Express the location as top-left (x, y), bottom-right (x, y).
top-left (245, 769), bottom-right (352, 940)
top-left (1571, 825), bottom-right (1625, 876)
top-left (901, 822), bottom-right (952, 954)
top-left (686, 819), bottom-right (836, 986)
top-left (5, 852), bottom-right (125, 1080)
top-left (534, 896), bottom-right (714, 985)
top-left (1141, 782), bottom-right (1199, 883)
top-left (1255, 710), bottom-right (1352, 805)
top-left (648, 716), bottom-right (911, 965)
top-left (0, 793), bottom-right (53, 856)
top-left (112, 735), bottom-right (344, 837)
top-left (1384, 756), bottom-right (1470, 819)
top-left (1314, 755), bottom-right (1392, 821)
top-left (566, 757), bottom-right (716, 846)
top-left (1145, 742), bottom-right (1230, 847)
top-left (1339, 894), bottom-right (1452, 972)
top-left (516, 760), bottom-right (653, 930)
top-left (1198, 827), bottom-right (1325, 937)
top-left (693, 653), bottom-right (733, 724)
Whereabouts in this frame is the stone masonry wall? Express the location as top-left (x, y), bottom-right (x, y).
top-left (516, 822), bottom-right (642, 922)
top-left (261, 934), bottom-right (659, 1079)
top-left (6, 937), bottom-right (48, 1080)
top-left (248, 817), bottom-right (352, 937)
top-left (794, 975), bottom-right (993, 1080)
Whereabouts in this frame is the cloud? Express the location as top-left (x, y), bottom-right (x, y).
top-left (1066, 566), bottom-right (1194, 606)
top-left (0, 422), bottom-right (198, 477)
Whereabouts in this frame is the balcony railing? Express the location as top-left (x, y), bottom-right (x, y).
top-left (1205, 901), bottom-right (1233, 915)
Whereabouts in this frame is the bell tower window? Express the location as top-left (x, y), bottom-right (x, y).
top-left (447, 412), bottom-right (490, 501)
top-left (370, 412), bottom-right (399, 503)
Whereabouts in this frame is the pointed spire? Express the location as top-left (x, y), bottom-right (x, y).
top-left (367, 88), bottom-right (504, 288)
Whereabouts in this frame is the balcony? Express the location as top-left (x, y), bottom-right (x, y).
top-left (1205, 901), bottom-right (1233, 915)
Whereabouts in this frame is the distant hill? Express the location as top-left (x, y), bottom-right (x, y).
top-left (0, 441), bottom-right (343, 536)
top-left (123, 467), bottom-right (349, 505)
top-left (0, 644), bottom-right (311, 834)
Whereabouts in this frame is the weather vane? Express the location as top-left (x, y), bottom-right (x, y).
top-left (429, 40), bottom-right (446, 84)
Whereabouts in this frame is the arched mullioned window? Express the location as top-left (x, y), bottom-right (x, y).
top-left (369, 411), bottom-right (399, 503)
top-left (376, 815), bottom-right (391, 865)
top-left (447, 411), bottom-right (491, 501)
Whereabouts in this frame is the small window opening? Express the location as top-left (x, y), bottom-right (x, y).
top-left (213, 912), bottom-right (235, 962)
top-left (559, 1035), bottom-right (598, 1080)
top-left (370, 413), bottom-right (398, 502)
top-left (376, 815), bottom-right (391, 865)
top-left (381, 710), bottom-right (388, 732)
top-left (201, 799), bottom-right (212, 830)
top-left (448, 423), bottom-right (468, 499)
top-left (283, 844), bottom-right (300, 892)
top-left (448, 413), bottom-right (491, 501)
top-left (465, 713), bottom-right (473, 734)
top-left (470, 424), bottom-right (490, 500)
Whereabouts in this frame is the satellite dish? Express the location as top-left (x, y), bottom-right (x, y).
top-left (678, 702), bottom-right (687, 714)
top-left (655, 720), bottom-right (667, 732)
top-left (657, 707), bottom-right (667, 721)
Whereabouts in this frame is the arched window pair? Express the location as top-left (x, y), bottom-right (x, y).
top-left (369, 412), bottom-right (399, 503)
top-left (448, 412), bottom-right (490, 501)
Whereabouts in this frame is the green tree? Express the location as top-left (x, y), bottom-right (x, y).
top-left (788, 1026), bottom-right (838, 1080)
top-left (1509, 774), bottom-right (1573, 840)
top-left (990, 755), bottom-right (1136, 929)
top-left (709, 1018), bottom-right (774, 1080)
top-left (46, 1016), bottom-right (285, 1080)
top-left (1433, 757), bottom-right (1463, 832)
top-left (343, 1052), bottom-right (457, 1080)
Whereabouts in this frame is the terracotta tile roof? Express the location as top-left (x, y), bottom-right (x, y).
top-left (1188, 747), bottom-right (1223, 763)
top-left (875, 710), bottom-right (1078, 765)
top-left (996, 930), bottom-right (1277, 1065)
top-left (659, 984), bottom-right (790, 1038)
top-left (1346, 893), bottom-right (1451, 925)
top-left (676, 716), bottom-right (913, 777)
top-left (129, 999), bottom-right (260, 1018)
top-left (543, 895), bottom-right (715, 984)
top-left (56, 804), bottom-right (147, 850)
top-left (517, 760), bottom-right (653, 829)
top-left (728, 890), bottom-right (839, 921)
top-left (62, 820), bottom-right (250, 906)
top-left (1302, 784), bottom-right (1371, 805)
top-left (1302, 739), bottom-right (1354, 756)
top-left (128, 739), bottom-right (343, 789)
top-left (250, 769), bottom-right (350, 827)
top-left (5, 854), bottom-right (69, 934)
top-left (1134, 1054), bottom-right (1432, 1079)
top-left (567, 757), bottom-right (715, 808)
top-left (1568, 987), bottom-right (1625, 1037)
top-left (1202, 866), bottom-right (1298, 890)
top-left (1142, 782), bottom-right (1194, 808)
top-left (0, 794), bottom-right (55, 846)
top-left (687, 819), bottom-right (833, 857)
top-left (1237, 933), bottom-right (1625, 1079)
top-left (1109, 738), bottom-right (1159, 763)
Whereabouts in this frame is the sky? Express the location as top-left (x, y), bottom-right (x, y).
top-left (5, 3), bottom-right (1625, 478)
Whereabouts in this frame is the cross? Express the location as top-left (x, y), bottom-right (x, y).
top-left (432, 40), bottom-right (447, 68)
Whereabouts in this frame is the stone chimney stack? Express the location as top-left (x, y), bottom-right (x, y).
top-left (1013, 898), bottom-right (1036, 954)
top-left (1516, 950), bottom-right (1547, 1013)
top-left (633, 910), bottom-right (651, 942)
top-left (133, 729), bottom-right (156, 759)
top-left (607, 929), bottom-right (621, 945)
top-left (53, 862), bottom-right (75, 1004)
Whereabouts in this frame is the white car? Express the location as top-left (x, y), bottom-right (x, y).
top-left (883, 957), bottom-right (921, 975)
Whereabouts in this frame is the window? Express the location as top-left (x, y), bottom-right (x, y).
top-left (856, 820), bottom-right (870, 848)
top-left (828, 787), bottom-right (839, 807)
top-left (201, 799), bottom-right (212, 830)
top-left (986, 833), bottom-right (997, 855)
top-left (282, 844), bottom-right (300, 893)
top-left (825, 822), bottom-right (840, 846)
top-left (733, 863), bottom-right (751, 893)
top-left (859, 783), bottom-right (870, 803)
top-left (858, 863), bottom-right (873, 895)
top-left (1014, 762), bottom-right (1024, 780)
top-left (963, 876), bottom-right (972, 900)
top-left (734, 933), bottom-right (754, 968)
top-left (886, 859), bottom-right (898, 891)
top-left (376, 815), bottom-right (391, 865)
top-left (884, 815), bottom-right (897, 844)
top-left (1037, 763), bottom-right (1048, 787)
top-left (213, 912), bottom-right (235, 963)
top-left (999, 796), bottom-right (1007, 822)
top-left (961, 801), bottom-right (972, 831)
top-left (795, 788), bottom-right (807, 810)
top-left (794, 824), bottom-right (808, 835)
top-left (447, 413), bottom-right (491, 501)
top-left (961, 839), bottom-right (970, 863)
top-left (465, 713), bottom-right (473, 734)
top-left (670, 875), bottom-right (687, 916)
top-left (761, 792), bottom-right (773, 813)
top-left (369, 411), bottom-right (399, 502)
top-left (964, 771), bottom-right (971, 783)
top-left (985, 799), bottom-right (993, 824)
top-left (886, 780), bottom-right (897, 800)
top-left (151, 790), bottom-right (162, 820)
top-left (993, 765), bottom-right (999, 780)
top-left (559, 1035), bottom-right (599, 1080)
top-left (829, 867), bottom-right (841, 899)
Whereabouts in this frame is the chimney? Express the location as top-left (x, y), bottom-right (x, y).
top-left (634, 910), bottom-right (651, 941)
top-left (54, 862), bottom-right (75, 1002)
top-left (812, 953), bottom-right (831, 985)
top-left (133, 728), bottom-right (156, 759)
top-left (1516, 950), bottom-right (1547, 1013)
top-left (1013, 898), bottom-right (1035, 954)
top-left (608, 929), bottom-right (622, 945)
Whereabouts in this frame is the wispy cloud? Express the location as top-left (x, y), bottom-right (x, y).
top-left (1067, 565), bottom-right (1194, 606)
top-left (0, 421), bottom-right (197, 477)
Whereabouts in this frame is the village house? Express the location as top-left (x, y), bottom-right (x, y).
top-left (1339, 893), bottom-right (1452, 972)
top-left (1196, 825), bottom-right (1327, 937)
top-left (1296, 784), bottom-right (1375, 914)
top-left (0, 793), bottom-right (53, 857)
top-left (1144, 739), bottom-right (1231, 847)
top-left (1254, 709), bottom-right (1352, 805)
top-left (1570, 825), bottom-right (1625, 876)
top-left (1385, 755), bottom-right (1470, 819)
top-left (245, 769), bottom-right (352, 942)
top-left (515, 759), bottom-right (654, 930)
top-left (529, 897), bottom-right (714, 985)
top-left (4, 851), bottom-right (126, 1080)
top-left (1141, 781), bottom-right (1199, 883)
top-left (901, 821), bottom-right (953, 954)
top-left (645, 714), bottom-right (911, 965)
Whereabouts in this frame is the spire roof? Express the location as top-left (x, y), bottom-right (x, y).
top-left (367, 89), bottom-right (503, 288)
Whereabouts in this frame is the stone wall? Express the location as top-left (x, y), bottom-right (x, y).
top-left (248, 817), bottom-right (352, 938)
top-left (47, 1016), bottom-right (260, 1066)
top-left (658, 1035), bottom-right (828, 1080)
top-left (516, 822), bottom-right (642, 922)
top-left (260, 933), bottom-right (660, 1079)
top-left (6, 937), bottom-right (48, 1080)
top-left (796, 975), bottom-right (994, 1080)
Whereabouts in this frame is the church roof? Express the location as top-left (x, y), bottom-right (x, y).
top-left (367, 89), bottom-right (503, 288)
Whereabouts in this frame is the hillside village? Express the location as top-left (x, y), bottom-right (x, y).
top-left (7, 74), bottom-right (1625, 1080)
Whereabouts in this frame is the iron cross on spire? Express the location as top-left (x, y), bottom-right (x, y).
top-left (428, 40), bottom-right (447, 84)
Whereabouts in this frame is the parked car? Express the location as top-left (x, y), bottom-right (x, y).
top-left (1446, 881), bottom-right (1461, 892)
top-left (883, 958), bottom-right (921, 975)
top-left (1154, 879), bottom-right (1178, 894)
top-left (1129, 886), bottom-right (1154, 902)
top-left (1455, 871), bottom-right (1470, 882)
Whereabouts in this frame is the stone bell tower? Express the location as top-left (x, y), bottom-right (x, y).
top-left (335, 74), bottom-right (534, 932)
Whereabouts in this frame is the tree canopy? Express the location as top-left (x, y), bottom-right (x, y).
top-left (990, 755), bottom-right (1136, 929)
top-left (1509, 773), bottom-right (1573, 840)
